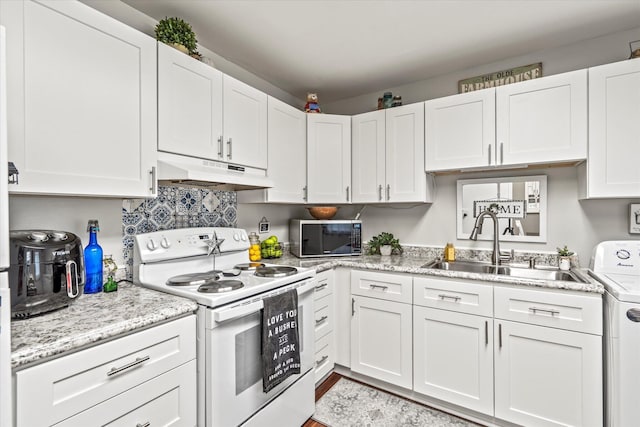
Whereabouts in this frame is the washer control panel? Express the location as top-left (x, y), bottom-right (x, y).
top-left (590, 241), bottom-right (640, 275)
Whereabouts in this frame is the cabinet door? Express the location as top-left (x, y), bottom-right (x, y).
top-left (386, 103), bottom-right (426, 202)
top-left (307, 114), bottom-right (351, 203)
top-left (424, 88), bottom-right (495, 171)
top-left (333, 268), bottom-right (351, 367)
top-left (55, 360), bottom-right (196, 427)
top-left (223, 75), bottom-right (268, 169)
top-left (586, 59), bottom-right (640, 198)
top-left (264, 96), bottom-right (307, 202)
top-left (158, 41), bottom-right (223, 161)
top-left (496, 69), bottom-right (587, 166)
top-left (1, 0), bottom-right (157, 197)
top-left (351, 110), bottom-right (385, 203)
top-left (351, 295), bottom-right (412, 388)
top-left (413, 307), bottom-right (493, 416)
top-left (494, 320), bottom-right (602, 427)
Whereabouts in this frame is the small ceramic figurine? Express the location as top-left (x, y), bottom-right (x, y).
top-left (304, 93), bottom-right (321, 113)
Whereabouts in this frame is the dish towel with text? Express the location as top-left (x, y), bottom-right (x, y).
top-left (262, 289), bottom-right (301, 393)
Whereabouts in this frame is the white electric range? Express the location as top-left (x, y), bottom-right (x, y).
top-left (133, 227), bottom-right (316, 427)
top-left (589, 240), bottom-right (640, 427)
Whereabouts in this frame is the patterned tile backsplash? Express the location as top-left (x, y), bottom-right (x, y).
top-left (122, 185), bottom-right (237, 280)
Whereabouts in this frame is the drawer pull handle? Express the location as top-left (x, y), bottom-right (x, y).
top-left (107, 355), bottom-right (150, 377)
top-left (369, 284), bottom-right (388, 291)
top-left (315, 315), bottom-right (328, 325)
top-left (485, 321), bottom-right (488, 346)
top-left (529, 307), bottom-right (560, 316)
top-left (315, 283), bottom-right (328, 292)
top-left (316, 355), bottom-right (329, 366)
top-left (137, 423), bottom-right (150, 427)
top-left (438, 294), bottom-right (461, 302)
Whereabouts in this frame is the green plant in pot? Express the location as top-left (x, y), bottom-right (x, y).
top-left (556, 245), bottom-right (575, 271)
top-left (367, 232), bottom-right (402, 256)
top-left (155, 17), bottom-right (198, 55)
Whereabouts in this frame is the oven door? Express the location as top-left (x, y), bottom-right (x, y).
top-left (204, 278), bottom-right (315, 427)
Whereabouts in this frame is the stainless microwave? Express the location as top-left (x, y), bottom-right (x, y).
top-left (289, 219), bottom-right (362, 258)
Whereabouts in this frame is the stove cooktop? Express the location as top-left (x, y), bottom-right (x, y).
top-left (133, 227), bottom-right (314, 307)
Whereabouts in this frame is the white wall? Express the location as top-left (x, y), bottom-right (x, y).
top-left (323, 26), bottom-right (640, 114)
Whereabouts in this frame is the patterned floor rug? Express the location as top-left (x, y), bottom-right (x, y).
top-left (312, 377), bottom-right (483, 427)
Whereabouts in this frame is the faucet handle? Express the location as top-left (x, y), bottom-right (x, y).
top-left (527, 256), bottom-right (539, 269)
top-left (499, 248), bottom-right (515, 263)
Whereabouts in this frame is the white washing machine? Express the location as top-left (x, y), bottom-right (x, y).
top-left (590, 240), bottom-right (640, 427)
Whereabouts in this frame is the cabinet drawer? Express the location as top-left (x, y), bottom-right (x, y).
top-left (16, 315), bottom-right (196, 427)
top-left (55, 359), bottom-right (196, 426)
top-left (414, 277), bottom-right (493, 317)
top-left (351, 270), bottom-right (412, 303)
top-left (314, 333), bottom-right (334, 384)
top-left (494, 286), bottom-right (602, 335)
top-left (314, 294), bottom-right (333, 340)
top-left (314, 270), bottom-right (333, 301)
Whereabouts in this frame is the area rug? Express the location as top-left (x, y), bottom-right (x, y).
top-left (313, 377), bottom-right (483, 427)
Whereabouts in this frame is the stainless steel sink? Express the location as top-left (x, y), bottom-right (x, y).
top-left (421, 260), bottom-right (588, 283)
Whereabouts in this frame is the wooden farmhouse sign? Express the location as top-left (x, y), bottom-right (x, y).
top-left (473, 200), bottom-right (526, 219)
top-left (458, 63), bottom-right (542, 93)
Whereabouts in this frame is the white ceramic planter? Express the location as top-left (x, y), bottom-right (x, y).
top-left (380, 245), bottom-right (392, 256)
top-left (559, 256), bottom-right (571, 271)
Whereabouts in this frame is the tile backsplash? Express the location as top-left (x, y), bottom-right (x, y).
top-left (122, 185), bottom-right (237, 279)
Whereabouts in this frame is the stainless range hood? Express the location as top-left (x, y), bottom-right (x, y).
top-left (157, 152), bottom-right (274, 191)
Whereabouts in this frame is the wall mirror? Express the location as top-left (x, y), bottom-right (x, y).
top-left (457, 175), bottom-right (547, 243)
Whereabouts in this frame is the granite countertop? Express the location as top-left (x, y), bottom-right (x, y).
top-left (267, 253), bottom-right (604, 295)
top-left (11, 282), bottom-right (198, 370)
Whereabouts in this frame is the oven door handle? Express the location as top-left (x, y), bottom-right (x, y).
top-left (214, 279), bottom-right (316, 323)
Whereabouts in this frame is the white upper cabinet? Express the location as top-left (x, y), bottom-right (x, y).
top-left (158, 44), bottom-right (267, 170)
top-left (579, 59), bottom-right (640, 198)
top-left (425, 70), bottom-right (587, 172)
top-left (307, 114), bottom-right (351, 204)
top-left (222, 75), bottom-right (268, 169)
top-left (496, 69), bottom-right (587, 166)
top-left (158, 42), bottom-right (223, 161)
top-left (352, 110), bottom-right (385, 202)
top-left (1, 0), bottom-right (157, 197)
top-left (352, 104), bottom-right (432, 203)
top-left (238, 97), bottom-right (307, 203)
top-left (425, 88), bottom-right (495, 171)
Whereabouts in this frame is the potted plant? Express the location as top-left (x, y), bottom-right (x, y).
top-left (155, 17), bottom-right (198, 55)
top-left (556, 245), bottom-right (575, 271)
top-left (367, 232), bottom-right (402, 256)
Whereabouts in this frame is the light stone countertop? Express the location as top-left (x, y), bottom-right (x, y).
top-left (11, 282), bottom-right (198, 370)
top-left (267, 253), bottom-right (604, 294)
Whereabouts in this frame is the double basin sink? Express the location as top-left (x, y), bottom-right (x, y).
top-left (422, 260), bottom-right (588, 283)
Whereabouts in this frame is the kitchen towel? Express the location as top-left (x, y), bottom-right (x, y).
top-left (262, 288), bottom-right (300, 393)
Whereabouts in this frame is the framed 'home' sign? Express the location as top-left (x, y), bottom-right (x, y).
top-left (458, 63), bottom-right (543, 93)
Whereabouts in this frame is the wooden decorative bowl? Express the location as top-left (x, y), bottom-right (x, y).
top-left (307, 206), bottom-right (338, 220)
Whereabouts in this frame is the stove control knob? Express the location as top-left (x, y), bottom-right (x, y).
top-left (146, 239), bottom-right (157, 251)
top-left (160, 237), bottom-right (171, 249)
top-left (233, 232), bottom-right (240, 241)
top-left (616, 249), bottom-right (631, 260)
top-left (240, 232), bottom-right (247, 241)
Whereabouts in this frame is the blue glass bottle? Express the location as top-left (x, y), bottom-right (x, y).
top-left (84, 220), bottom-right (103, 294)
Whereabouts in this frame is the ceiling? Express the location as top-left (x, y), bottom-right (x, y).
top-left (122, 0), bottom-right (640, 104)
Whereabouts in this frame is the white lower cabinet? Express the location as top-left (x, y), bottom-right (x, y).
top-left (413, 307), bottom-right (493, 416)
top-left (350, 271), bottom-right (413, 389)
top-left (314, 270), bottom-right (335, 384)
top-left (493, 285), bottom-right (603, 427)
top-left (14, 315), bottom-right (196, 426)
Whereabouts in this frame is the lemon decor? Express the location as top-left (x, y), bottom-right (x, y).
top-left (261, 235), bottom-right (283, 259)
top-left (248, 232), bottom-right (262, 261)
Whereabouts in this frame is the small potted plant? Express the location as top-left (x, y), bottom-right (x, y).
top-left (367, 232), bottom-right (403, 256)
top-left (155, 17), bottom-right (198, 56)
top-left (556, 245), bottom-right (575, 271)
